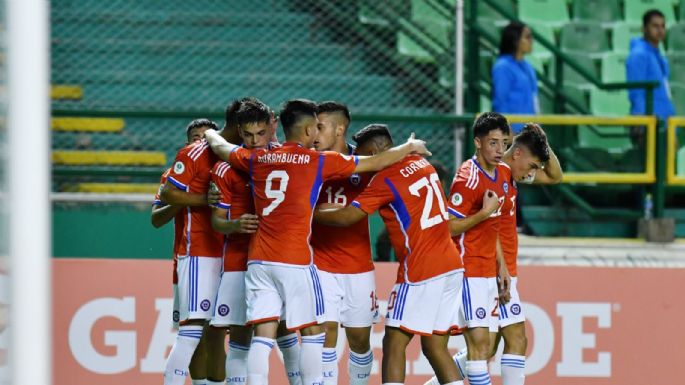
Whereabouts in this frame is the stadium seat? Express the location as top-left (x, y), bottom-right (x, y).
top-left (560, 22), bottom-right (609, 56)
top-left (680, 0), bottom-right (685, 22)
top-left (668, 53), bottom-right (685, 83)
top-left (527, 54), bottom-right (547, 75)
top-left (624, 0), bottom-right (676, 25)
top-left (529, 23), bottom-right (556, 62)
top-left (590, 88), bottom-right (631, 116)
top-left (611, 22), bottom-right (667, 53)
top-left (397, 17), bottom-right (451, 63)
top-left (572, 0), bottom-right (621, 26)
top-left (561, 52), bottom-right (598, 87)
top-left (52, 117), bottom-right (125, 132)
top-left (601, 52), bottom-right (628, 82)
top-left (51, 84), bottom-right (83, 100)
top-left (476, 0), bottom-right (516, 26)
top-left (678, 145), bottom-right (685, 176)
top-left (562, 146), bottom-right (616, 171)
top-left (52, 150), bottom-right (167, 166)
top-left (671, 82), bottom-right (685, 114)
top-left (518, 0), bottom-right (570, 28)
top-left (577, 123), bottom-right (632, 153)
top-left (74, 183), bottom-right (159, 194)
top-left (667, 23), bottom-right (685, 52)
top-left (410, 0), bottom-right (450, 22)
top-left (562, 85), bottom-right (589, 110)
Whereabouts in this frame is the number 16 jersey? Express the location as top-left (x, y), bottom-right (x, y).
top-left (228, 142), bottom-right (358, 266)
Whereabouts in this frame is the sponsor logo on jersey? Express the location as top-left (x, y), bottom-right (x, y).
top-left (503, 182), bottom-right (509, 194)
top-left (476, 307), bottom-right (487, 319)
top-left (511, 304), bottom-right (521, 315)
top-left (200, 299), bottom-right (211, 311)
top-left (349, 173), bottom-right (361, 186)
top-left (451, 193), bottom-right (463, 206)
top-left (173, 161), bottom-right (185, 174)
top-left (218, 304), bottom-right (230, 316)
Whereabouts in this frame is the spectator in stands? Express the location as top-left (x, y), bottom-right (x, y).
top-left (492, 21), bottom-right (538, 134)
top-left (626, 9), bottom-right (674, 121)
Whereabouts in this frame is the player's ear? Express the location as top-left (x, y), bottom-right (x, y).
top-left (474, 136), bottom-right (481, 150)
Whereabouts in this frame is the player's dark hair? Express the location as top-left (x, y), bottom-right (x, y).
top-left (236, 97), bottom-right (272, 128)
top-left (352, 124), bottom-right (393, 147)
top-left (473, 112), bottom-right (510, 138)
top-left (186, 118), bottom-right (218, 140)
top-left (317, 101), bottom-right (350, 128)
top-left (224, 99), bottom-right (243, 130)
top-left (643, 9), bottom-right (665, 27)
top-left (499, 21), bottom-right (527, 56)
top-left (279, 99), bottom-right (318, 137)
top-left (512, 123), bottom-right (550, 163)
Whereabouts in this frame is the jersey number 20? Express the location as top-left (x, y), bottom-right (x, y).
top-left (408, 173), bottom-right (449, 230)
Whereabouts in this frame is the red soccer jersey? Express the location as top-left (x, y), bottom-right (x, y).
top-left (167, 140), bottom-right (223, 258)
top-left (447, 157), bottom-right (512, 278)
top-left (153, 168), bottom-right (186, 284)
top-left (351, 155), bottom-right (462, 284)
top-left (499, 176), bottom-right (518, 277)
top-left (211, 160), bottom-right (254, 272)
top-left (228, 142), bottom-right (358, 266)
top-left (311, 144), bottom-right (374, 274)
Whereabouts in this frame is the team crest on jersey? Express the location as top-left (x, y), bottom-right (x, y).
top-left (173, 310), bottom-right (180, 322)
top-left (503, 182), bottom-right (509, 194)
top-left (451, 193), bottom-right (463, 206)
top-left (173, 161), bottom-right (185, 175)
top-left (476, 307), bottom-right (487, 319)
top-left (218, 304), bottom-right (230, 316)
top-left (200, 299), bottom-right (211, 311)
top-left (349, 173), bottom-right (361, 186)
top-left (511, 304), bottom-right (521, 315)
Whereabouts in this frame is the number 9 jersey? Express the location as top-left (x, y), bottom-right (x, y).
top-left (351, 155), bottom-right (463, 284)
top-left (228, 142), bottom-right (358, 266)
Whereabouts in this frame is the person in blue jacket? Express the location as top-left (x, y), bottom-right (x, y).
top-left (492, 21), bottom-right (538, 134)
top-left (626, 9), bottom-right (674, 120)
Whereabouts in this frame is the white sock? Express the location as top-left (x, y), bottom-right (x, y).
top-left (322, 347), bottom-right (338, 385)
top-left (207, 381), bottom-right (224, 385)
top-left (247, 337), bottom-right (274, 385)
top-left (278, 333), bottom-right (302, 385)
top-left (226, 341), bottom-right (249, 385)
top-left (443, 382), bottom-right (464, 385)
top-left (382, 383), bottom-right (404, 385)
top-left (191, 380), bottom-right (207, 385)
top-left (348, 350), bottom-right (373, 385)
top-left (300, 333), bottom-right (325, 385)
top-left (453, 347), bottom-right (467, 379)
top-left (466, 360), bottom-right (491, 385)
top-left (501, 354), bottom-right (526, 385)
top-left (164, 325), bottom-right (204, 385)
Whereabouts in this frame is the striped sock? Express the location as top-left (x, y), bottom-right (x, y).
top-left (453, 347), bottom-right (467, 379)
top-left (300, 333), bottom-right (325, 385)
top-left (226, 341), bottom-right (249, 385)
top-left (278, 333), bottom-right (302, 385)
top-left (322, 347), bottom-right (338, 385)
top-left (191, 380), bottom-right (206, 385)
top-left (164, 325), bottom-right (204, 385)
top-left (348, 350), bottom-right (373, 385)
top-left (247, 337), bottom-right (274, 385)
top-left (465, 360), bottom-right (491, 385)
top-left (501, 354), bottom-right (525, 385)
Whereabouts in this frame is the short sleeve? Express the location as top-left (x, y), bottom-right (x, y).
top-left (227, 147), bottom-right (252, 173)
top-left (210, 163), bottom-right (233, 210)
top-left (153, 169), bottom-right (169, 206)
top-left (447, 169), bottom-right (478, 218)
top-left (350, 174), bottom-right (394, 214)
top-left (167, 151), bottom-right (196, 191)
top-left (321, 151), bottom-right (357, 181)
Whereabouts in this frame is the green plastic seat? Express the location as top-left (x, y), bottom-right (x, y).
top-left (601, 52), bottom-right (628, 82)
top-left (527, 54), bottom-right (547, 75)
top-left (563, 85), bottom-right (590, 110)
top-left (624, 0), bottom-right (676, 25)
top-left (358, 0), bottom-right (406, 27)
top-left (680, 0), bottom-right (685, 22)
top-left (668, 22), bottom-right (685, 52)
top-left (667, 53), bottom-right (685, 83)
top-left (572, 0), bottom-right (621, 26)
top-left (577, 124), bottom-right (632, 154)
top-left (477, 0), bottom-right (516, 26)
top-left (590, 88), bottom-right (631, 116)
top-left (397, 17), bottom-right (452, 63)
top-left (671, 82), bottom-right (685, 115)
top-left (411, 0), bottom-right (450, 22)
top-left (562, 52), bottom-right (598, 87)
top-left (677, 145), bottom-right (685, 176)
top-left (529, 23), bottom-right (556, 61)
top-left (560, 21), bottom-right (610, 56)
top-left (519, 0), bottom-right (570, 27)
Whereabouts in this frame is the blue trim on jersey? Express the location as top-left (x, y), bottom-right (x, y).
top-left (167, 176), bottom-right (188, 190)
top-left (384, 178), bottom-right (411, 229)
top-left (351, 201), bottom-right (362, 209)
top-left (472, 157), bottom-right (498, 182)
top-left (152, 199), bottom-right (165, 206)
top-left (310, 155), bottom-right (325, 208)
top-left (462, 277), bottom-right (472, 321)
top-left (230, 146), bottom-right (240, 154)
top-left (448, 207), bottom-right (465, 218)
top-left (214, 202), bottom-right (230, 210)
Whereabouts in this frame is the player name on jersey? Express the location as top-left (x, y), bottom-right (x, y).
top-left (256, 152), bottom-right (312, 165)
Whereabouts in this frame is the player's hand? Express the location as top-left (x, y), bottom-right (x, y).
top-left (207, 182), bottom-right (222, 206)
top-left (203, 128), bottom-right (217, 138)
top-left (497, 263), bottom-right (511, 304)
top-left (481, 190), bottom-right (499, 215)
top-left (234, 214), bottom-right (259, 234)
top-left (406, 132), bottom-right (432, 157)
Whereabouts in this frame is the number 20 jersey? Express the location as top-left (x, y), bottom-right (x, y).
top-left (228, 142), bottom-right (358, 266)
top-left (351, 155), bottom-right (463, 284)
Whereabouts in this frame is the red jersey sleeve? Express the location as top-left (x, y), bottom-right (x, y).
top-left (153, 168), bottom-right (170, 206)
top-left (227, 146), bottom-right (252, 173)
top-left (321, 151), bottom-right (358, 181)
top-left (447, 163), bottom-right (480, 218)
top-left (167, 150), bottom-right (197, 191)
top-left (210, 162), bottom-right (232, 210)
top-left (350, 173), bottom-right (394, 214)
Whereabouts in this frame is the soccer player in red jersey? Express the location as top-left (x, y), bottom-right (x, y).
top-left (311, 102), bottom-right (377, 385)
top-left (314, 124), bottom-right (466, 385)
top-left (446, 112), bottom-right (513, 385)
top-left (203, 99), bottom-right (431, 385)
top-left (160, 119), bottom-right (226, 385)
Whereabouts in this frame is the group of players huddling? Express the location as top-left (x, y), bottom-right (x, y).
top-left (150, 97), bottom-right (562, 385)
